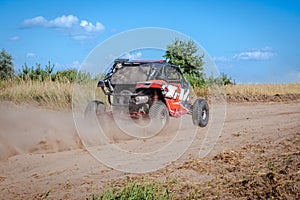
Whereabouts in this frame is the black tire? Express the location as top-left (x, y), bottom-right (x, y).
top-left (149, 101), bottom-right (169, 127)
top-left (84, 100), bottom-right (105, 118)
top-left (192, 99), bottom-right (209, 127)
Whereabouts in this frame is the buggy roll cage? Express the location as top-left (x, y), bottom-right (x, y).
top-left (104, 59), bottom-right (166, 79)
top-left (97, 59), bottom-right (188, 95)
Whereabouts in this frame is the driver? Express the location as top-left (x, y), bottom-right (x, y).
top-left (115, 62), bottom-right (123, 70)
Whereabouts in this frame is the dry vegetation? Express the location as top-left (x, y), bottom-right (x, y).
top-left (0, 79), bottom-right (73, 110)
top-left (225, 82), bottom-right (300, 96)
top-left (225, 82), bottom-right (300, 103)
top-left (1, 80), bottom-right (299, 110)
top-left (94, 132), bottom-right (300, 199)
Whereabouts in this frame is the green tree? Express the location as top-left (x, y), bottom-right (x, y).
top-left (35, 63), bottom-right (42, 78)
top-left (21, 63), bottom-right (30, 79)
top-left (45, 61), bottom-right (54, 75)
top-left (0, 49), bottom-right (14, 80)
top-left (164, 39), bottom-right (204, 75)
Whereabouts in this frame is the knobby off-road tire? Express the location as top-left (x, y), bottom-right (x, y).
top-left (149, 101), bottom-right (169, 131)
top-left (84, 100), bottom-right (105, 119)
top-left (192, 99), bottom-right (209, 127)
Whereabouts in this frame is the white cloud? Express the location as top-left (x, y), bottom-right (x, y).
top-left (21, 16), bottom-right (47, 27)
top-left (233, 47), bottom-right (275, 60)
top-left (26, 52), bottom-right (35, 58)
top-left (55, 60), bottom-right (81, 70)
top-left (71, 35), bottom-right (90, 40)
top-left (214, 47), bottom-right (276, 63)
top-left (261, 46), bottom-right (273, 51)
top-left (21, 15), bottom-right (78, 29)
top-left (122, 52), bottom-right (142, 60)
top-left (213, 56), bottom-right (230, 62)
top-left (70, 60), bottom-right (81, 69)
top-left (9, 36), bottom-right (20, 41)
top-left (21, 14), bottom-right (105, 40)
top-left (47, 15), bottom-right (78, 28)
top-left (80, 20), bottom-right (105, 32)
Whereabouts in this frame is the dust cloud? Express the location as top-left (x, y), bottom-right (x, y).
top-left (0, 102), bottom-right (82, 160)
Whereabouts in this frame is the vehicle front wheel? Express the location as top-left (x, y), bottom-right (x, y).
top-left (192, 99), bottom-right (209, 127)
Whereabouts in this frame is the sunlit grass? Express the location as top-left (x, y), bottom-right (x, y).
top-left (89, 179), bottom-right (173, 200)
top-left (225, 82), bottom-right (300, 96)
top-left (0, 79), bottom-right (73, 110)
top-left (1, 79), bottom-right (299, 110)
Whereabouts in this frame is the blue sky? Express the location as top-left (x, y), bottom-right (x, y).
top-left (1, 0), bottom-right (299, 83)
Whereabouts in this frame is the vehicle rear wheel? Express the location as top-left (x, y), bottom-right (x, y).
top-left (84, 100), bottom-right (105, 118)
top-left (149, 101), bottom-right (169, 128)
top-left (192, 99), bottom-right (209, 127)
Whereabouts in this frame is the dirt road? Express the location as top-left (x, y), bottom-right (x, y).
top-left (0, 101), bottom-right (299, 199)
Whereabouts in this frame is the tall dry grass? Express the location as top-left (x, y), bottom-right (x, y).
top-left (0, 79), bottom-right (73, 110)
top-left (1, 80), bottom-right (299, 110)
top-left (0, 79), bottom-right (106, 111)
top-left (225, 82), bottom-right (300, 96)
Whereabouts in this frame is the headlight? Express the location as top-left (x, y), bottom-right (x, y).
top-left (135, 96), bottom-right (149, 104)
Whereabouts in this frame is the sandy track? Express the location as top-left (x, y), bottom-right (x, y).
top-left (0, 101), bottom-right (299, 199)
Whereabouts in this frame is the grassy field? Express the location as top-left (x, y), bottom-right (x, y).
top-left (0, 80), bottom-right (299, 110)
top-left (0, 79), bottom-right (73, 110)
top-left (225, 82), bottom-right (300, 96)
